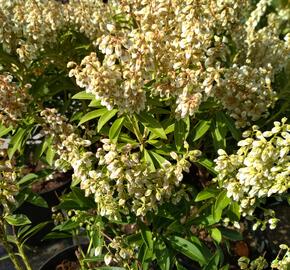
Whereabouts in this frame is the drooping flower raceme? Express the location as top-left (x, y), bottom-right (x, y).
top-left (67, 0), bottom-right (289, 125)
top-left (40, 109), bottom-right (201, 220)
top-left (1, 1), bottom-right (289, 125)
top-left (0, 148), bottom-right (19, 211)
top-left (0, 74), bottom-right (31, 127)
top-left (215, 118), bottom-right (290, 218)
top-left (81, 139), bottom-right (200, 219)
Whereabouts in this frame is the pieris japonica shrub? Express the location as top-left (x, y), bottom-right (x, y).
top-left (0, 0), bottom-right (289, 269)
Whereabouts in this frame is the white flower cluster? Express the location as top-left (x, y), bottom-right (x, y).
top-left (40, 110), bottom-right (202, 220)
top-left (214, 65), bottom-right (276, 127)
top-left (67, 0), bottom-right (289, 124)
top-left (40, 109), bottom-right (189, 219)
top-left (40, 108), bottom-right (74, 136)
top-left (271, 244), bottom-right (290, 270)
top-left (68, 53), bottom-right (146, 113)
top-left (81, 139), bottom-right (200, 219)
top-left (0, 0), bottom-right (109, 62)
top-left (104, 235), bottom-right (135, 267)
top-left (238, 256), bottom-right (268, 270)
top-left (0, 74), bottom-right (31, 127)
top-left (215, 118), bottom-right (290, 218)
top-left (68, 0), bottom-right (249, 115)
top-left (0, 149), bottom-right (19, 211)
top-left (1, 1), bottom-right (289, 124)
top-left (40, 108), bottom-right (92, 176)
top-left (238, 244), bottom-right (290, 270)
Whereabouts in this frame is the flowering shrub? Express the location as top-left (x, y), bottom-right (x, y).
top-left (0, 0), bottom-right (289, 270)
top-left (215, 118), bottom-right (290, 228)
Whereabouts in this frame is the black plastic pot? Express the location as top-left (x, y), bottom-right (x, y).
top-left (16, 176), bottom-right (71, 246)
top-left (39, 245), bottom-right (81, 270)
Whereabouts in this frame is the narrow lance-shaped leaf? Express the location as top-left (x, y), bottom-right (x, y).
top-left (72, 91), bottom-right (94, 100)
top-left (138, 221), bottom-right (153, 250)
top-left (196, 158), bottom-right (217, 176)
top-left (137, 112), bottom-right (167, 139)
top-left (5, 214), bottom-right (31, 226)
top-left (192, 120), bottom-right (211, 142)
top-left (155, 239), bottom-right (171, 270)
top-left (220, 112), bottom-right (241, 141)
top-left (97, 109), bottom-right (118, 132)
top-left (195, 187), bottom-right (219, 202)
top-left (211, 114), bottom-right (227, 151)
top-left (210, 228), bottom-right (222, 243)
top-left (109, 117), bottom-right (124, 143)
top-left (7, 128), bottom-right (27, 159)
top-left (213, 190), bottom-right (231, 222)
top-left (46, 146), bottom-right (56, 166)
top-left (78, 108), bottom-right (108, 126)
top-left (203, 251), bottom-right (221, 270)
top-left (143, 149), bottom-right (156, 171)
top-left (174, 116), bottom-right (190, 151)
top-left (0, 125), bottom-right (13, 138)
top-left (167, 236), bottom-right (210, 266)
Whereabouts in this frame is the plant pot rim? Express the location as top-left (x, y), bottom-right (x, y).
top-left (38, 244), bottom-right (81, 270)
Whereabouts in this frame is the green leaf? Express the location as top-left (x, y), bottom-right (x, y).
top-left (215, 191), bottom-right (231, 211)
top-left (213, 191), bottom-right (231, 222)
top-left (195, 187), bottom-right (219, 202)
top-left (175, 261), bottom-right (188, 270)
top-left (211, 115), bottom-right (227, 151)
top-left (88, 99), bottom-right (102, 107)
top-left (95, 267), bottom-right (125, 270)
top-left (149, 151), bottom-right (168, 168)
top-left (174, 117), bottom-right (190, 151)
top-left (38, 135), bottom-right (53, 158)
top-left (155, 239), bottom-right (170, 270)
top-left (6, 235), bottom-right (17, 244)
top-left (219, 228), bottom-right (243, 241)
top-left (166, 220), bottom-right (184, 234)
top-left (71, 187), bottom-right (95, 209)
top-left (82, 256), bottom-right (105, 263)
top-left (26, 192), bottom-right (48, 208)
top-left (18, 173), bottom-right (39, 186)
top-left (46, 146), bottom-right (55, 166)
top-left (109, 117), bottom-right (124, 143)
top-left (138, 221), bottom-right (153, 250)
top-left (97, 109), bottom-right (118, 132)
top-left (5, 214), bottom-right (31, 226)
top-left (196, 158), bottom-right (217, 176)
top-left (220, 112), bottom-right (241, 141)
top-left (137, 112), bottom-right (167, 139)
top-left (43, 231), bottom-right (72, 240)
top-left (167, 236), bottom-right (210, 266)
top-left (70, 111), bottom-right (83, 122)
top-left (7, 128), bottom-right (26, 159)
top-left (78, 108), bottom-right (107, 126)
top-left (189, 214), bottom-right (216, 226)
top-left (210, 228), bottom-right (222, 243)
top-left (143, 149), bottom-right (155, 171)
top-left (20, 221), bottom-right (50, 243)
top-left (72, 91), bottom-right (94, 100)
top-left (0, 125), bottom-right (12, 138)
top-left (192, 120), bottom-right (211, 142)
top-left (203, 251), bottom-right (220, 270)
top-left (227, 202), bottom-right (241, 221)
top-left (18, 169), bottom-right (53, 186)
top-left (53, 220), bottom-right (79, 231)
top-left (138, 243), bottom-right (154, 270)
top-left (164, 123), bottom-right (175, 135)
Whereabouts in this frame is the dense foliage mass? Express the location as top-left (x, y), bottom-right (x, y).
top-left (0, 0), bottom-right (289, 269)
